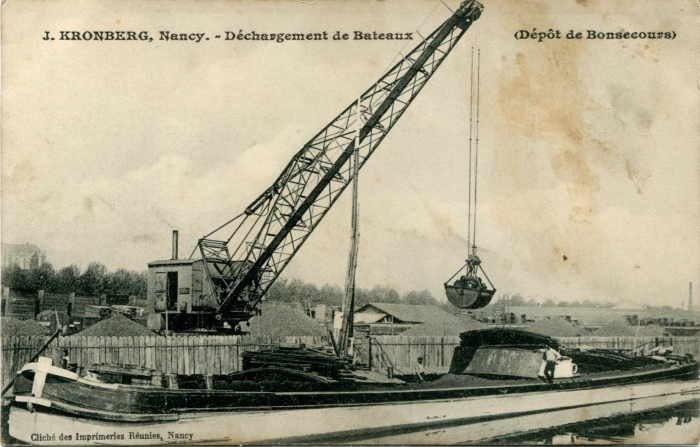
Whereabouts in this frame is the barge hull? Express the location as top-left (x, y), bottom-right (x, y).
top-left (9, 379), bottom-right (700, 445)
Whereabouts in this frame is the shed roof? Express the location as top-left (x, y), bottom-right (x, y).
top-left (148, 259), bottom-right (200, 267)
top-left (355, 303), bottom-right (461, 325)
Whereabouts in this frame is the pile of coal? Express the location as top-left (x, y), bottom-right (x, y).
top-left (528, 318), bottom-right (584, 337)
top-left (76, 315), bottom-right (157, 337)
top-left (1, 317), bottom-right (50, 337)
top-left (246, 302), bottom-right (326, 338)
top-left (593, 320), bottom-right (638, 336)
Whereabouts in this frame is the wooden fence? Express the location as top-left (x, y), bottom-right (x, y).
top-left (1, 335), bottom-right (326, 387)
top-left (369, 335), bottom-right (700, 375)
top-left (556, 336), bottom-right (700, 356)
top-left (371, 336), bottom-right (460, 374)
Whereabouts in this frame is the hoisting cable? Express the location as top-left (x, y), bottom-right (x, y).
top-left (467, 45), bottom-right (475, 252)
top-left (473, 48), bottom-right (481, 250)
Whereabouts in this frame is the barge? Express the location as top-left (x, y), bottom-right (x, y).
top-left (7, 328), bottom-right (699, 444)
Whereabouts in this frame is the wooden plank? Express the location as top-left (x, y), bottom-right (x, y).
top-left (221, 336), bottom-right (229, 374)
top-left (101, 336), bottom-right (108, 364)
top-left (62, 336), bottom-right (70, 368)
top-left (217, 336), bottom-right (225, 372)
top-left (125, 336), bottom-right (132, 365)
top-left (182, 336), bottom-right (190, 375)
top-left (81, 336), bottom-right (89, 367)
top-left (78, 336), bottom-right (90, 367)
top-left (74, 336), bottom-right (82, 368)
top-left (2, 337), bottom-right (10, 387)
top-left (101, 335), bottom-right (108, 365)
top-left (113, 336), bottom-right (120, 365)
top-left (195, 335), bottom-right (201, 375)
top-left (192, 336), bottom-right (200, 375)
top-left (193, 337), bottom-right (201, 374)
top-left (172, 336), bottom-right (179, 375)
top-left (95, 336), bottom-right (102, 365)
top-left (4, 337), bottom-right (15, 387)
top-left (168, 336), bottom-right (175, 375)
top-left (138, 335), bottom-right (145, 367)
top-left (177, 335), bottom-right (184, 374)
top-left (212, 335), bottom-right (219, 375)
top-left (71, 336), bottom-right (79, 368)
top-left (145, 336), bottom-right (153, 369)
top-left (230, 335), bottom-right (238, 373)
top-left (158, 336), bottom-right (165, 374)
top-left (206, 336), bottom-right (213, 374)
top-left (105, 336), bottom-right (112, 365)
top-left (233, 336), bottom-right (241, 372)
top-left (154, 336), bottom-right (162, 372)
top-left (163, 336), bottom-right (169, 374)
top-left (130, 335), bottom-right (137, 365)
top-left (168, 335), bottom-right (174, 374)
top-left (118, 336), bottom-right (126, 365)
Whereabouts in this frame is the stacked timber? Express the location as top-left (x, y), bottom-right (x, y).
top-left (83, 305), bottom-right (111, 319)
top-left (241, 346), bottom-right (352, 381)
top-left (4, 296), bottom-right (36, 320)
top-left (86, 363), bottom-right (161, 386)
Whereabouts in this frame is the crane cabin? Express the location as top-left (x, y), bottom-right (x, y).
top-left (146, 232), bottom-right (257, 333)
top-left (146, 258), bottom-right (203, 331)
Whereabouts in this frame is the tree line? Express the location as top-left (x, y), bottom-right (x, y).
top-left (1, 262), bottom-right (147, 297)
top-left (2, 259), bottom-right (617, 310)
top-left (267, 279), bottom-right (450, 311)
top-left (1, 260), bottom-right (444, 309)
top-left (493, 293), bottom-right (616, 308)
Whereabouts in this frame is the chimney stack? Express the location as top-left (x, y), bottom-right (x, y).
top-left (172, 230), bottom-right (179, 260)
top-left (689, 282), bottom-right (693, 312)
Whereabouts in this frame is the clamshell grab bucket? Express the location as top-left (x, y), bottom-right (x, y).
top-left (444, 281), bottom-right (495, 309)
top-left (444, 255), bottom-right (495, 309)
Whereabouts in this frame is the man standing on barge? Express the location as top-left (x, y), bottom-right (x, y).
top-left (543, 344), bottom-right (560, 384)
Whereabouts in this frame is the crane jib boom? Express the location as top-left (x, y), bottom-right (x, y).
top-left (201, 0), bottom-right (484, 323)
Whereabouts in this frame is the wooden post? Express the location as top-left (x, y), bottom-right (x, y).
top-left (1, 287), bottom-right (9, 317)
top-left (67, 292), bottom-right (75, 317)
top-left (151, 371), bottom-right (163, 387)
top-left (35, 290), bottom-right (45, 317)
top-left (166, 374), bottom-right (178, 389)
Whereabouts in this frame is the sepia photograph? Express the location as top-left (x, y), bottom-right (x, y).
top-left (1, 0), bottom-right (699, 444)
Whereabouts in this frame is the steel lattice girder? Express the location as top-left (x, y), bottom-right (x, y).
top-left (199, 1), bottom-right (483, 317)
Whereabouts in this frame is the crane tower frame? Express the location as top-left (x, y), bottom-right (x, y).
top-left (196, 0), bottom-right (484, 328)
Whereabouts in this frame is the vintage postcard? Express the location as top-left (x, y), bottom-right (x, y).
top-left (1, 0), bottom-right (699, 445)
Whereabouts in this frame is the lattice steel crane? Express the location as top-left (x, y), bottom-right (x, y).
top-left (186, 0), bottom-right (484, 330)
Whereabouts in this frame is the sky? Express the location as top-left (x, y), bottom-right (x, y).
top-left (2, 0), bottom-right (699, 308)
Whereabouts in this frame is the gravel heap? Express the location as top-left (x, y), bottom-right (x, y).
top-left (400, 317), bottom-right (485, 337)
top-left (593, 320), bottom-right (638, 336)
top-left (247, 302), bottom-right (326, 338)
top-left (527, 318), bottom-right (583, 337)
top-left (1, 317), bottom-right (50, 337)
top-left (77, 315), bottom-right (156, 337)
top-left (637, 324), bottom-right (668, 337)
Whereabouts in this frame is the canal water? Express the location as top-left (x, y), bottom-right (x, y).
top-left (352, 394), bottom-right (699, 445)
top-left (2, 392), bottom-right (697, 445)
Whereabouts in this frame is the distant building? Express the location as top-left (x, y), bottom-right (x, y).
top-left (1, 243), bottom-right (46, 269)
top-left (353, 302), bottom-right (463, 335)
top-left (504, 305), bottom-right (700, 328)
top-left (611, 300), bottom-right (647, 311)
